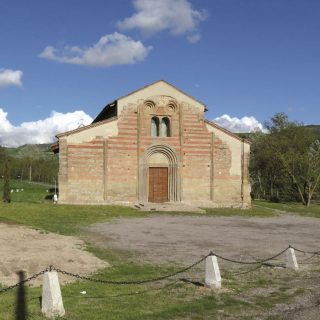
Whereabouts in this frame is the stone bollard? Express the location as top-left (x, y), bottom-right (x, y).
top-left (41, 270), bottom-right (65, 319)
top-left (286, 247), bottom-right (299, 271)
top-left (205, 254), bottom-right (221, 289)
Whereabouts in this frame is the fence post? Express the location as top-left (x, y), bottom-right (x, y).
top-left (205, 254), bottom-right (221, 288)
top-left (41, 270), bottom-right (65, 318)
top-left (286, 247), bottom-right (299, 270)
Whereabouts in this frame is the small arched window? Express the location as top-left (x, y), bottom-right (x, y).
top-left (151, 117), bottom-right (160, 136)
top-left (161, 117), bottom-right (170, 137)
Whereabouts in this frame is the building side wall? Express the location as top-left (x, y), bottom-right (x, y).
top-left (59, 138), bottom-right (105, 203)
top-left (58, 138), bottom-right (68, 203)
top-left (66, 120), bottom-right (118, 143)
top-left (206, 123), bottom-right (251, 207)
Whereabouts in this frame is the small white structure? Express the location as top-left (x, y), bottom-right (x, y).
top-left (286, 247), bottom-right (299, 270)
top-left (42, 270), bottom-right (65, 318)
top-left (205, 254), bottom-right (221, 288)
top-left (53, 194), bottom-right (58, 204)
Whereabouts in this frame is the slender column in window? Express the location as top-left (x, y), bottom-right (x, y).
top-left (161, 117), bottom-right (170, 137)
top-left (151, 117), bottom-right (160, 136)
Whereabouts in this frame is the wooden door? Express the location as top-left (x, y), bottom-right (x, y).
top-left (148, 167), bottom-right (168, 203)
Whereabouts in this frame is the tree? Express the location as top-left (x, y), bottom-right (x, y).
top-left (264, 112), bottom-right (291, 133)
top-left (250, 113), bottom-right (320, 205)
top-left (3, 155), bottom-right (11, 203)
top-left (249, 114), bottom-right (291, 200)
top-left (279, 135), bottom-right (320, 206)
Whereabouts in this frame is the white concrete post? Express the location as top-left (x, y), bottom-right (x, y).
top-left (286, 247), bottom-right (299, 270)
top-left (205, 254), bottom-right (221, 289)
top-left (41, 270), bottom-right (65, 318)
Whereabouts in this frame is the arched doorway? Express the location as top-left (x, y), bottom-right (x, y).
top-left (139, 144), bottom-right (180, 203)
top-left (148, 153), bottom-right (169, 203)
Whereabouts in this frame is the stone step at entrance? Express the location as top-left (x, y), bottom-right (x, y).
top-left (133, 202), bottom-right (205, 214)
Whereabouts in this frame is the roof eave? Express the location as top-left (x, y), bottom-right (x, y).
top-left (56, 116), bottom-right (118, 139)
top-left (204, 119), bottom-right (252, 145)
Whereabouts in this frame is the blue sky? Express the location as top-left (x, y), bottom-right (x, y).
top-left (0, 0), bottom-right (319, 146)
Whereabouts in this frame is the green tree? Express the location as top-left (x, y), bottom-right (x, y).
top-left (3, 155), bottom-right (11, 203)
top-left (279, 130), bottom-right (320, 206)
top-left (250, 113), bottom-right (320, 205)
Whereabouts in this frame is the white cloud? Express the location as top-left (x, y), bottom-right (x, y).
top-left (0, 108), bottom-right (93, 147)
top-left (213, 114), bottom-right (266, 133)
top-left (0, 69), bottom-right (23, 87)
top-left (118, 0), bottom-right (207, 39)
top-left (39, 32), bottom-right (152, 67)
top-left (187, 33), bottom-right (201, 43)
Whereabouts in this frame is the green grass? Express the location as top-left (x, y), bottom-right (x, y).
top-left (204, 204), bottom-right (278, 217)
top-left (0, 201), bottom-right (149, 235)
top-left (0, 179), bottom-right (54, 203)
top-left (0, 182), bottom-right (319, 318)
top-left (254, 200), bottom-right (320, 218)
top-left (1, 248), bottom-right (312, 320)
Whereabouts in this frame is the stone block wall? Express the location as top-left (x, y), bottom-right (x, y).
top-left (58, 138), bottom-right (104, 203)
top-left (181, 105), bottom-right (211, 201)
top-left (58, 94), bottom-right (250, 207)
top-left (105, 105), bottom-right (138, 203)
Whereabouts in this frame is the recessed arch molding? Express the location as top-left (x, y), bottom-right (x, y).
top-left (139, 144), bottom-right (181, 202)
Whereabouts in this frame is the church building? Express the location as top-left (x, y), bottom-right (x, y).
top-left (54, 80), bottom-right (251, 207)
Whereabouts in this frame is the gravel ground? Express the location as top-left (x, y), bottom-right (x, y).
top-left (87, 214), bottom-right (320, 319)
top-left (88, 215), bottom-right (320, 265)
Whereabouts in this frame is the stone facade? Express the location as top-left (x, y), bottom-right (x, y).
top-left (56, 80), bottom-right (251, 207)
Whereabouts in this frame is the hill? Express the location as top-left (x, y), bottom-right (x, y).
top-left (235, 125), bottom-right (320, 141)
top-left (306, 124), bottom-right (320, 134)
top-left (4, 143), bottom-right (55, 159)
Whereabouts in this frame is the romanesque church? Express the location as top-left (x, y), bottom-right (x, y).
top-left (54, 80), bottom-right (251, 207)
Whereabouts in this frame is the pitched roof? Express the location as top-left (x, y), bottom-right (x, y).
top-left (117, 79), bottom-right (208, 110)
top-left (56, 116), bottom-right (117, 138)
top-left (90, 79), bottom-right (208, 125)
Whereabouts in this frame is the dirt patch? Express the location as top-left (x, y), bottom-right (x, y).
top-left (87, 214), bottom-right (320, 265)
top-left (0, 223), bottom-right (108, 287)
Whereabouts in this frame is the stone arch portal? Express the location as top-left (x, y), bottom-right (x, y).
top-left (139, 144), bottom-right (180, 203)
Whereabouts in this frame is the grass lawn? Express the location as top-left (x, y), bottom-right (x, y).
top-left (1, 179), bottom-right (54, 203)
top-left (203, 204), bottom-right (278, 217)
top-left (254, 200), bottom-right (320, 218)
top-left (1, 246), bottom-right (315, 320)
top-left (0, 181), bottom-right (319, 319)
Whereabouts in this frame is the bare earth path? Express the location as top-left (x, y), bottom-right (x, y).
top-left (88, 214), bottom-right (320, 265)
top-left (0, 223), bottom-right (108, 286)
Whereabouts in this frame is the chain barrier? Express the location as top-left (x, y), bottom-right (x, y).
top-left (53, 254), bottom-right (209, 285)
top-left (0, 268), bottom-right (49, 295)
top-left (298, 253), bottom-right (317, 263)
top-left (290, 246), bottom-right (320, 256)
top-left (0, 245), bottom-right (319, 295)
top-left (209, 246), bottom-right (290, 265)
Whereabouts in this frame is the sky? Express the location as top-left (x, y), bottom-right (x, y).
top-left (0, 0), bottom-right (319, 147)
